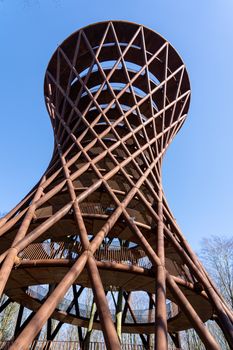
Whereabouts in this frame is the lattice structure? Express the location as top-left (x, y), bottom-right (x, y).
top-left (0, 21), bottom-right (232, 350)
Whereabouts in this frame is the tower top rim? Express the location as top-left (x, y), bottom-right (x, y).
top-left (44, 20), bottom-right (191, 140)
top-left (44, 19), bottom-right (191, 95)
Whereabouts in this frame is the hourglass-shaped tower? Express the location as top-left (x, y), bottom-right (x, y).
top-left (0, 21), bottom-right (232, 350)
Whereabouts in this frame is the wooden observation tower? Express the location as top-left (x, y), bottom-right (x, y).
top-left (0, 21), bottom-right (232, 350)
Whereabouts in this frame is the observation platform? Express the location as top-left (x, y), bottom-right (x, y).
top-left (5, 241), bottom-right (213, 334)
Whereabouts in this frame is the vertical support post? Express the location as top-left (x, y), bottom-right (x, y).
top-left (169, 332), bottom-right (181, 349)
top-left (83, 300), bottom-right (96, 345)
top-left (116, 287), bottom-right (123, 341)
top-left (148, 293), bottom-right (155, 348)
top-left (155, 187), bottom-right (168, 350)
top-left (47, 319), bottom-right (52, 340)
top-left (14, 305), bottom-right (24, 337)
top-left (72, 285), bottom-right (84, 344)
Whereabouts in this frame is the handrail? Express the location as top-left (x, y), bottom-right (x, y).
top-left (18, 242), bottom-right (152, 270)
top-left (26, 285), bottom-right (177, 323)
top-left (0, 340), bottom-right (181, 349)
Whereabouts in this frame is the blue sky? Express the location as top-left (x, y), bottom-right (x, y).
top-left (0, 0), bottom-right (233, 251)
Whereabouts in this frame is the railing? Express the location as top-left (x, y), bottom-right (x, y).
top-left (26, 285), bottom-right (176, 323)
top-left (0, 341), bottom-right (179, 349)
top-left (36, 202), bottom-right (152, 228)
top-left (79, 203), bottom-right (106, 215)
top-left (18, 242), bottom-right (152, 270)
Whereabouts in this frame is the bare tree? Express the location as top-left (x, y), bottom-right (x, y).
top-left (200, 235), bottom-right (233, 309)
top-left (180, 235), bottom-right (232, 350)
top-left (0, 296), bottom-right (19, 341)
